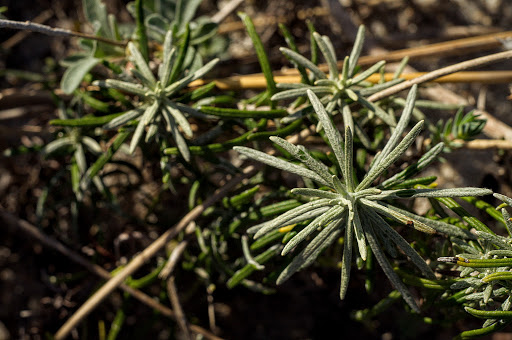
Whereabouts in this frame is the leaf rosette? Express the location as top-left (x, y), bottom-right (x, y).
top-left (235, 86), bottom-right (491, 312)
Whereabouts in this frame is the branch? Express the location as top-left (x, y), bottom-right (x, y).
top-left (188, 71), bottom-right (512, 90)
top-left (211, 0), bottom-right (245, 24)
top-left (0, 18), bottom-right (127, 47)
top-left (54, 166), bottom-right (257, 340)
top-left (368, 50), bottom-right (512, 102)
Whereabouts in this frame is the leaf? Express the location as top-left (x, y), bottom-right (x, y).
top-left (103, 107), bottom-right (146, 129)
top-left (279, 47), bottom-right (326, 80)
top-left (340, 217), bottom-right (353, 299)
top-left (357, 120), bottom-right (424, 191)
top-left (175, 0), bottom-right (203, 33)
top-left (94, 79), bottom-right (148, 97)
top-left (351, 60), bottom-right (385, 85)
top-left (134, 0), bottom-right (149, 62)
top-left (276, 219), bottom-right (344, 284)
top-left (162, 106), bottom-right (191, 161)
top-left (250, 199), bottom-right (333, 238)
top-left (159, 30), bottom-right (176, 86)
top-left (307, 90), bottom-right (346, 180)
top-left (164, 58), bottom-right (219, 96)
top-left (83, 0), bottom-right (112, 38)
top-left (190, 20), bottom-right (218, 45)
top-left (364, 217), bottom-right (420, 313)
top-left (234, 146), bottom-right (330, 186)
top-left (239, 12), bottom-right (276, 95)
top-left (348, 25), bottom-right (365, 76)
top-left (50, 112), bottom-right (123, 127)
top-left (281, 205), bottom-right (346, 255)
top-left (372, 85), bottom-right (417, 166)
top-left (164, 99), bottom-right (193, 138)
top-left (128, 42), bottom-right (155, 84)
top-left (269, 136), bottom-right (334, 186)
top-left (313, 32), bottom-right (338, 80)
top-left (41, 137), bottom-right (75, 157)
top-left (61, 56), bottom-right (100, 94)
top-left (129, 121), bottom-right (146, 154)
top-left (169, 24), bottom-right (190, 84)
top-left (199, 106), bottom-right (287, 119)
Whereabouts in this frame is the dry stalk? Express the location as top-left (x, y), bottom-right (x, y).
top-left (0, 18), bottom-right (127, 46)
top-left (54, 166), bottom-right (256, 340)
top-left (0, 210), bottom-right (222, 340)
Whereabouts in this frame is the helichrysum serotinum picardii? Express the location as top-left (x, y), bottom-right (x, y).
top-left (235, 86), bottom-right (491, 312)
top-left (94, 30), bottom-right (219, 161)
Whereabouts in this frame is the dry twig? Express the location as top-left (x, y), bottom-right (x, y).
top-left (54, 166), bottom-right (256, 340)
top-left (0, 18), bottom-right (127, 46)
top-left (167, 277), bottom-right (192, 340)
top-left (367, 50), bottom-right (512, 102)
top-left (0, 210), bottom-right (222, 340)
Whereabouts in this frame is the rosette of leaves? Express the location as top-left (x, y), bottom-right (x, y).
top-left (272, 25), bottom-right (398, 128)
top-left (438, 194), bottom-right (512, 338)
top-left (234, 87), bottom-right (491, 312)
top-left (94, 30), bottom-right (219, 161)
top-left (429, 108), bottom-right (486, 152)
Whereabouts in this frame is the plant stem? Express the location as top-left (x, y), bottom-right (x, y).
top-left (368, 49), bottom-right (512, 102)
top-left (0, 18), bottom-right (127, 47)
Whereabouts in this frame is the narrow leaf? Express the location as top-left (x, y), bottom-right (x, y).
top-left (234, 146), bottom-right (330, 186)
top-left (61, 56), bottom-right (100, 94)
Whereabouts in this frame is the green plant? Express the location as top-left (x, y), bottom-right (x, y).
top-left (6, 3), bottom-right (512, 339)
top-left (273, 25), bottom-right (399, 128)
top-left (430, 108), bottom-right (486, 152)
top-left (234, 86), bottom-right (490, 312)
top-left (94, 30), bottom-right (219, 159)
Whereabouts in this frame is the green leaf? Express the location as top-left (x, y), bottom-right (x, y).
top-left (313, 32), bottom-right (338, 80)
top-left (348, 25), bottom-right (365, 76)
top-left (41, 137), bottom-right (75, 157)
top-left (199, 106), bottom-right (287, 119)
top-left (164, 58), bottom-right (219, 96)
top-left (128, 42), bottom-right (155, 84)
top-left (465, 307), bottom-right (512, 319)
top-left (134, 0), bottom-right (149, 62)
top-left (279, 47), bottom-right (326, 80)
top-left (94, 79), bottom-right (148, 97)
top-left (162, 106), bottom-right (191, 161)
top-left (282, 205), bottom-right (346, 256)
top-left (269, 136), bottom-right (334, 186)
top-left (250, 199), bottom-right (333, 238)
top-left (103, 107), bottom-right (146, 129)
top-left (81, 130), bottom-right (130, 189)
top-left (50, 112), bottom-right (123, 127)
top-left (364, 214), bottom-right (420, 313)
top-left (159, 30), bottom-right (176, 87)
top-left (83, 0), bottom-right (112, 38)
top-left (276, 219), bottom-right (344, 285)
top-left (234, 146), bottom-right (330, 187)
top-left (175, 0), bottom-right (202, 33)
top-left (169, 24), bottom-right (190, 84)
top-left (61, 56), bottom-right (100, 94)
top-left (239, 12), bottom-right (277, 95)
top-left (307, 90), bottom-right (347, 180)
top-left (164, 99), bottom-right (193, 138)
top-left (227, 245), bottom-right (280, 288)
top-left (357, 120), bottom-right (424, 191)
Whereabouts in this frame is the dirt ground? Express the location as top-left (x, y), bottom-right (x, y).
top-left (1, 0), bottom-right (512, 339)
